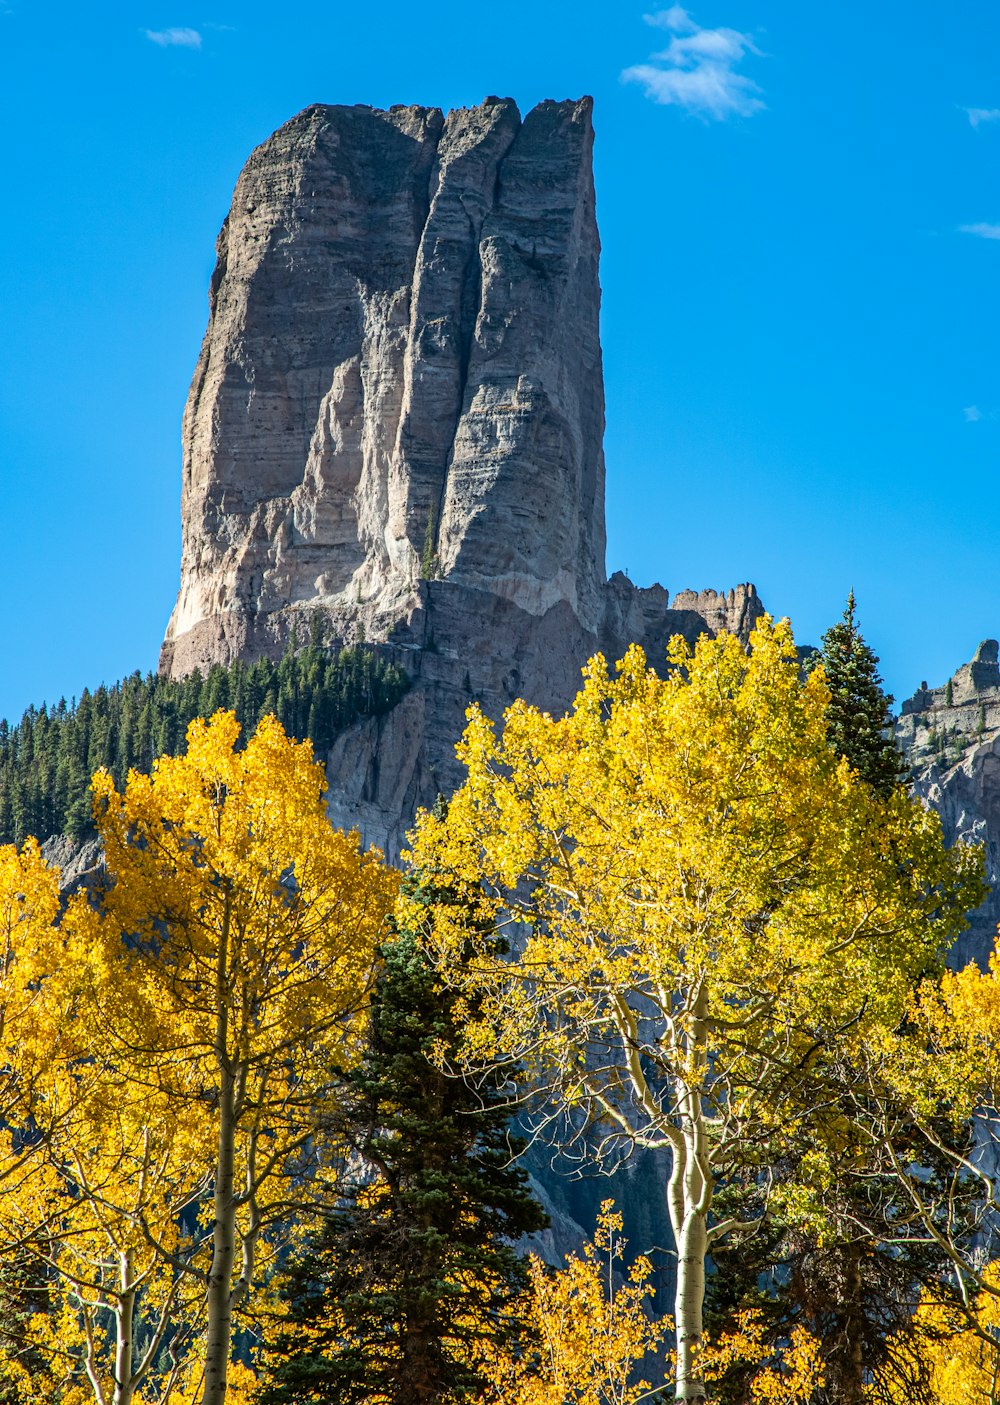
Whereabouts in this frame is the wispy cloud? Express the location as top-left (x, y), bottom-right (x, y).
top-left (964, 405), bottom-right (983, 423)
top-left (622, 6), bottom-right (765, 121)
top-left (964, 107), bottom-right (1000, 129)
top-left (144, 26), bottom-right (202, 48)
top-left (960, 222), bottom-right (1000, 240)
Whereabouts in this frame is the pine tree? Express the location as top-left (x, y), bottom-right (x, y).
top-left (813, 590), bottom-right (907, 795)
top-left (258, 853), bottom-right (546, 1405)
top-left (0, 645), bottom-right (409, 848)
top-left (420, 505), bottom-right (438, 581)
top-left (789, 595), bottom-right (911, 1402)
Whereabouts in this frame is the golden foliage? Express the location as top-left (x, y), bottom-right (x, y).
top-left (0, 711), bottom-right (398, 1405)
top-left (702, 1311), bottom-right (824, 1404)
top-left (483, 1201), bottom-right (669, 1405)
top-left (409, 620), bottom-right (980, 1063)
top-left (872, 1264), bottom-right (1000, 1404)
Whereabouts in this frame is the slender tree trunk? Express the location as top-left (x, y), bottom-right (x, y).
top-left (841, 1241), bottom-right (865, 1405)
top-left (202, 1062), bottom-right (237, 1405)
top-left (671, 984), bottom-right (711, 1404)
top-left (674, 1203), bottom-right (709, 1404)
top-left (113, 1250), bottom-right (135, 1405)
top-left (201, 898), bottom-right (235, 1405)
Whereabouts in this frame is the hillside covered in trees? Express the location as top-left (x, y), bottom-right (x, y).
top-left (3, 613), bottom-right (1000, 1404)
top-left (0, 643), bottom-right (409, 847)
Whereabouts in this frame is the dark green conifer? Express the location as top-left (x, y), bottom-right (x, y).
top-left (813, 590), bottom-right (907, 795)
top-left (0, 645), bottom-right (409, 848)
top-left (420, 505), bottom-right (438, 581)
top-left (257, 855), bottom-right (546, 1405)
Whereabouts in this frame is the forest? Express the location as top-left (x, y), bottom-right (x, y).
top-left (0, 610), bottom-right (999, 1405)
top-left (0, 641), bottom-right (409, 847)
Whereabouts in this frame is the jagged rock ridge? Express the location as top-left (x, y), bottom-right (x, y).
top-left (160, 96), bottom-right (764, 857)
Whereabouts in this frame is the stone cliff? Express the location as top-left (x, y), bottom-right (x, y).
top-left (160, 97), bottom-right (764, 856)
top-left (897, 641), bottom-right (1000, 967)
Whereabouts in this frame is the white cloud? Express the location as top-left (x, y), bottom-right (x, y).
top-left (623, 7), bottom-right (765, 121)
top-left (144, 26), bottom-right (202, 48)
top-left (644, 4), bottom-right (698, 30)
top-left (960, 222), bottom-right (1000, 240)
top-left (965, 107), bottom-right (1000, 129)
top-left (964, 405), bottom-right (983, 422)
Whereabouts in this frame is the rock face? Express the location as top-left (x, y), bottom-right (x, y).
top-left (160, 96), bottom-right (765, 856)
top-left (897, 641), bottom-right (1000, 967)
top-left (162, 97), bottom-right (608, 670)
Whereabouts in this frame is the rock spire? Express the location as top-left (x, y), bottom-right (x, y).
top-left (161, 97), bottom-right (609, 674)
top-left (160, 96), bottom-right (764, 856)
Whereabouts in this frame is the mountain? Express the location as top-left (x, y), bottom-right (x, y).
top-left (897, 641), bottom-right (1000, 968)
top-left (159, 96), bottom-right (762, 857)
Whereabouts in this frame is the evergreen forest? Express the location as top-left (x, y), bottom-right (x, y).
top-left (0, 642), bottom-right (409, 847)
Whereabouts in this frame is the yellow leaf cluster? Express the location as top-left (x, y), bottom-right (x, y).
top-left (873, 1263), bottom-right (1000, 1404)
top-left (482, 1201), bottom-right (669, 1405)
top-left (702, 1311), bottom-right (824, 1404)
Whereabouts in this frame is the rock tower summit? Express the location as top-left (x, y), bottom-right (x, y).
top-left (160, 96), bottom-right (761, 852)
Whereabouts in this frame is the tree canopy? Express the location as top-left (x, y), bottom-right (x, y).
top-left (811, 591), bottom-right (906, 795)
top-left (0, 712), bottom-right (398, 1405)
top-left (0, 641), bottom-right (409, 847)
top-left (407, 617), bottom-right (984, 1403)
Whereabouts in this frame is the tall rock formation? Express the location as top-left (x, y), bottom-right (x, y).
top-left (160, 97), bottom-right (764, 855)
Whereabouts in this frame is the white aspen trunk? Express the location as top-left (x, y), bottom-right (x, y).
top-left (113, 1250), bottom-right (135, 1405)
top-left (673, 1204), bottom-right (708, 1404)
top-left (201, 1060), bottom-right (237, 1405)
top-left (201, 898), bottom-right (235, 1405)
top-left (671, 984), bottom-right (711, 1404)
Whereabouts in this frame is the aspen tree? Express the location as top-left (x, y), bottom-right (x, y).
top-left (407, 618), bottom-right (983, 1404)
top-left (88, 711), bottom-right (397, 1405)
top-left (0, 715), bottom-right (396, 1405)
top-left (0, 845), bottom-right (209, 1404)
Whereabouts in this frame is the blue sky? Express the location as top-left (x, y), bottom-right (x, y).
top-left (2, 1), bottom-right (1000, 721)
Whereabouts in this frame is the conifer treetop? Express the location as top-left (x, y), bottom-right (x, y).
top-left (814, 591), bottom-right (908, 797)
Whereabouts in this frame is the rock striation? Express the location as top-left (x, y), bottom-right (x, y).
top-left (160, 96), bottom-right (765, 856)
top-left (161, 97), bottom-right (610, 671)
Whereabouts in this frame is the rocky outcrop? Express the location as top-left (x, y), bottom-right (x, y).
top-left (159, 96), bottom-right (766, 857)
top-left (161, 97), bottom-right (609, 676)
top-left (898, 641), bottom-right (1000, 967)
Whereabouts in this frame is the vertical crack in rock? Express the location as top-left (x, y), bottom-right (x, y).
top-left (436, 97), bottom-right (607, 630)
top-left (391, 96), bottom-right (521, 585)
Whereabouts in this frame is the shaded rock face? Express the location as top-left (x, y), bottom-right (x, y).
top-left (898, 641), bottom-right (1000, 968)
top-left (160, 96), bottom-right (765, 858)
